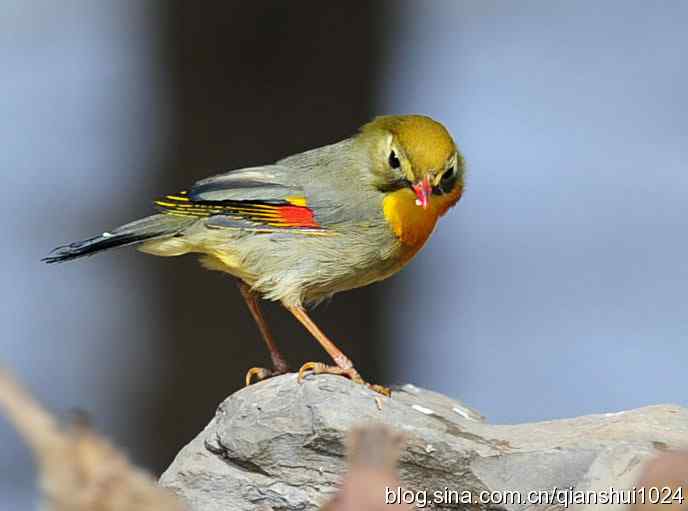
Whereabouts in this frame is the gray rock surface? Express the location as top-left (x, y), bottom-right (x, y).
top-left (160, 374), bottom-right (688, 510)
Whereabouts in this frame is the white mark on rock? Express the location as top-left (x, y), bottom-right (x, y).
top-left (425, 444), bottom-right (435, 453)
top-left (403, 384), bottom-right (420, 394)
top-left (453, 407), bottom-right (471, 419)
top-left (412, 404), bottom-right (434, 415)
top-left (604, 411), bottom-right (626, 417)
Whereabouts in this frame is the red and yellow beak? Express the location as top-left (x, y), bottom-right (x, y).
top-left (412, 176), bottom-right (432, 209)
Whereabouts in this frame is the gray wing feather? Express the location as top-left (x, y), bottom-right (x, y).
top-left (189, 166), bottom-right (303, 202)
top-left (185, 140), bottom-right (378, 228)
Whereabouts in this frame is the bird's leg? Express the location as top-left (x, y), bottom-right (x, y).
top-left (238, 281), bottom-right (290, 385)
top-left (287, 305), bottom-right (391, 397)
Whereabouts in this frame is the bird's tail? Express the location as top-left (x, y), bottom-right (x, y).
top-left (43, 214), bottom-right (196, 263)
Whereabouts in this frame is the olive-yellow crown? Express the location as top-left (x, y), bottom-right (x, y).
top-left (361, 114), bottom-right (461, 183)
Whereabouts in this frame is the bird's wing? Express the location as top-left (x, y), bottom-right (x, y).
top-left (154, 165), bottom-right (331, 233)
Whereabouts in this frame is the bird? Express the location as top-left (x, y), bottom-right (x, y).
top-left (44, 115), bottom-right (465, 396)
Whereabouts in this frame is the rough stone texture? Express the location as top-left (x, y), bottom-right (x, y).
top-left (160, 374), bottom-right (688, 511)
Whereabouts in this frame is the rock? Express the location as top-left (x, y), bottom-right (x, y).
top-left (160, 374), bottom-right (688, 511)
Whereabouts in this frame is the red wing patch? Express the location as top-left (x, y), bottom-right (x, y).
top-left (272, 204), bottom-right (320, 228)
top-left (154, 192), bottom-right (322, 230)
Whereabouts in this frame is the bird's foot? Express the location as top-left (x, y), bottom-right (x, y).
top-left (297, 361), bottom-right (391, 397)
top-left (244, 366), bottom-right (289, 386)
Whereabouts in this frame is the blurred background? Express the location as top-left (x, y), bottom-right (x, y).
top-left (1, 1), bottom-right (686, 508)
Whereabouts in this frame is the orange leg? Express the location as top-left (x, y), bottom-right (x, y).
top-left (287, 305), bottom-right (391, 397)
top-left (238, 282), bottom-right (289, 385)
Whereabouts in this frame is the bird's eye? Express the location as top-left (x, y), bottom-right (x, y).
top-left (438, 166), bottom-right (457, 193)
top-left (388, 150), bottom-right (401, 170)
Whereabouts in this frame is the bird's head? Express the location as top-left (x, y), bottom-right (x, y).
top-left (361, 114), bottom-right (464, 212)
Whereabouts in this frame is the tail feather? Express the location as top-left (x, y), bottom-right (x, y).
top-left (43, 214), bottom-right (195, 263)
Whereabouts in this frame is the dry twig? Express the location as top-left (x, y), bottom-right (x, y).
top-left (0, 367), bottom-right (187, 511)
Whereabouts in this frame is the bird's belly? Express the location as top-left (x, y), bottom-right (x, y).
top-left (186, 221), bottom-right (425, 307)
top-left (296, 231), bottom-right (419, 305)
top-left (198, 250), bottom-right (256, 283)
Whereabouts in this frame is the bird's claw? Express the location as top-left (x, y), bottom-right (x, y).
top-left (297, 361), bottom-right (392, 397)
top-left (367, 383), bottom-right (393, 398)
top-left (245, 367), bottom-right (285, 386)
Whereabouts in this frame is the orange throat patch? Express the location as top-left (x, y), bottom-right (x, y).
top-left (383, 187), bottom-right (461, 252)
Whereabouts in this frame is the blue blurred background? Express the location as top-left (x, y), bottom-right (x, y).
top-left (384, 0), bottom-right (688, 420)
top-left (1, 1), bottom-right (687, 508)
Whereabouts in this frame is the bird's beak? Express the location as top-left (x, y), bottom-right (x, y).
top-left (412, 176), bottom-right (431, 209)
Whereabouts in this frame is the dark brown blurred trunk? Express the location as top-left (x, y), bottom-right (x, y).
top-left (146, 2), bottom-right (388, 471)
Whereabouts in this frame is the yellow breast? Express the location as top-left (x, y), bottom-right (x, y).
top-left (383, 186), bottom-right (462, 258)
